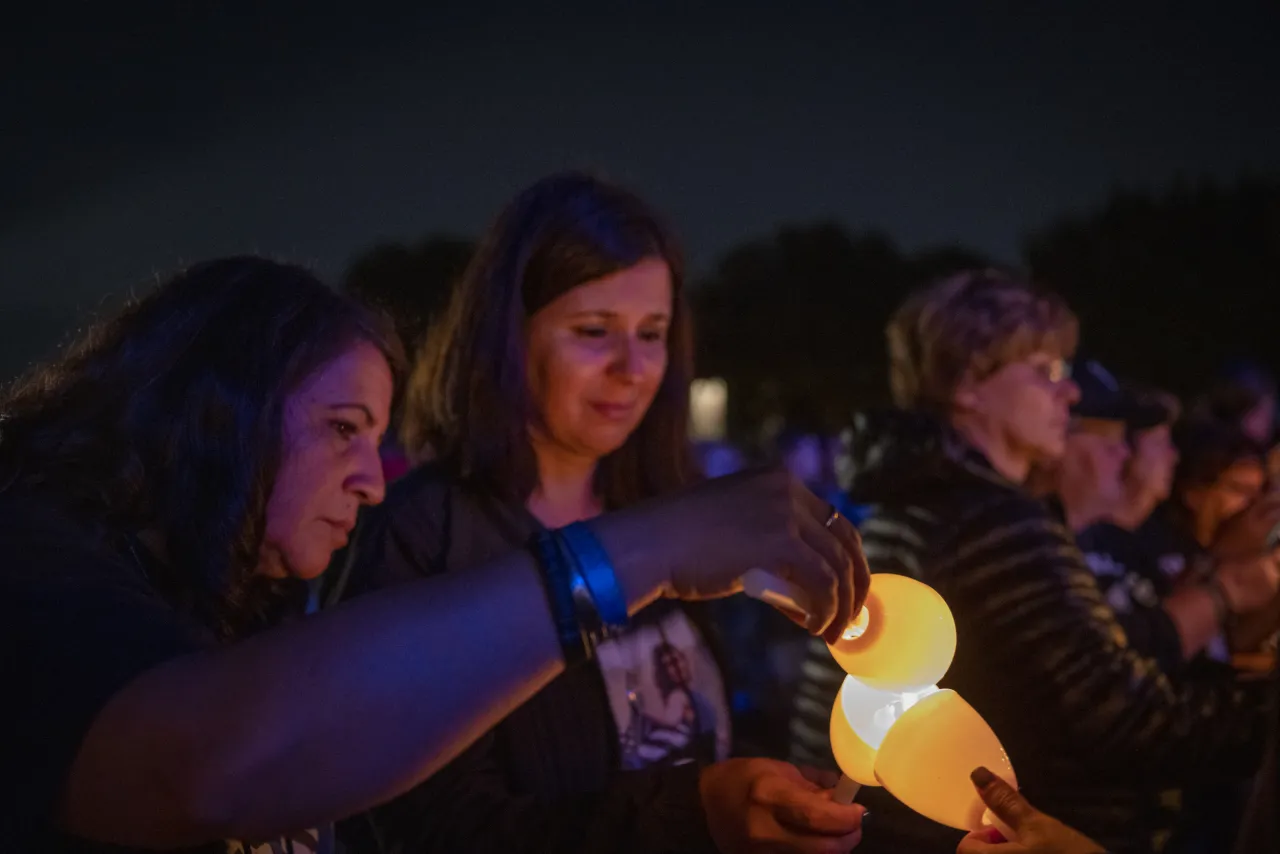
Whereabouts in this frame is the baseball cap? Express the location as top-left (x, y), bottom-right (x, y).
top-left (1072, 360), bottom-right (1174, 430)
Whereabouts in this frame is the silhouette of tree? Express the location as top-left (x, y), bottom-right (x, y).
top-left (692, 222), bottom-right (991, 438)
top-left (342, 234), bottom-right (475, 354)
top-left (1024, 176), bottom-right (1280, 395)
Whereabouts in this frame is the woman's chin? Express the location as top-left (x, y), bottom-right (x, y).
top-left (580, 432), bottom-right (633, 460)
top-left (288, 556), bottom-right (332, 582)
top-left (261, 549), bottom-right (331, 582)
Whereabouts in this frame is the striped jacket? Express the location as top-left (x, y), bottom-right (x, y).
top-left (790, 410), bottom-right (1269, 854)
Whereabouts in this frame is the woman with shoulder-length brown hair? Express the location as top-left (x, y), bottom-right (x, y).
top-left (340, 171), bottom-right (867, 854)
top-left (401, 169), bottom-right (696, 510)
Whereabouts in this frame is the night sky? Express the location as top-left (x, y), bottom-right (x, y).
top-left (2, 1), bottom-right (1278, 376)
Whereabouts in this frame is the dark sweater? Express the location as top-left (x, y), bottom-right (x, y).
top-left (1076, 521), bottom-right (1186, 676)
top-left (335, 463), bottom-right (721, 854)
top-left (788, 410), bottom-right (1270, 854)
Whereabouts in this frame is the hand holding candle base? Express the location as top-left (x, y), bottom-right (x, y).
top-left (699, 758), bottom-right (866, 854)
top-left (958, 768), bottom-right (1106, 854)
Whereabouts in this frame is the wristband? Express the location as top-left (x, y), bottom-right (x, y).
top-left (556, 531), bottom-right (612, 656)
top-left (530, 531), bottom-right (590, 666)
top-left (559, 522), bottom-right (631, 632)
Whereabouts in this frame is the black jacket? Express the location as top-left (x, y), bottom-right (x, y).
top-left (335, 463), bottom-right (721, 854)
top-left (789, 410), bottom-right (1270, 854)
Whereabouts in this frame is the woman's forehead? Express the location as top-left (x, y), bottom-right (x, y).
top-left (294, 343), bottom-right (393, 407)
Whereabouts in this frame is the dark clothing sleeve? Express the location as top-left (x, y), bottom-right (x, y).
top-left (941, 498), bottom-right (1269, 783)
top-left (1077, 524), bottom-right (1187, 675)
top-left (343, 476), bottom-right (717, 854)
top-left (0, 517), bottom-right (209, 849)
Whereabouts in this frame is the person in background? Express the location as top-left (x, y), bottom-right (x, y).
top-left (1043, 361), bottom-right (1137, 535)
top-left (340, 172), bottom-right (868, 854)
top-left (1134, 420), bottom-right (1280, 663)
top-left (1070, 390), bottom-right (1280, 853)
top-left (1169, 421), bottom-right (1269, 555)
top-left (1110, 386), bottom-right (1182, 533)
top-left (1068, 372), bottom-right (1187, 671)
top-left (1194, 360), bottom-right (1280, 506)
top-left (1154, 423), bottom-right (1280, 854)
top-left (789, 269), bottom-right (1272, 854)
top-left (1159, 420), bottom-right (1280, 671)
top-left (1105, 412), bottom-right (1280, 673)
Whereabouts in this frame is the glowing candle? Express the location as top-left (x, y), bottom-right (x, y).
top-left (741, 569), bottom-right (1017, 831)
top-left (827, 573), bottom-right (956, 693)
top-left (873, 689), bottom-right (1017, 831)
top-left (830, 675), bottom-right (940, 787)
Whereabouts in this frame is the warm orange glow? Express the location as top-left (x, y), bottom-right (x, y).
top-left (827, 573), bottom-right (957, 692)
top-left (823, 575), bottom-right (1017, 828)
top-left (873, 689), bottom-right (1017, 831)
top-left (830, 675), bottom-right (942, 787)
top-left (829, 681), bottom-right (881, 786)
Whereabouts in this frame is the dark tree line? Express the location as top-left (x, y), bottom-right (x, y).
top-left (341, 176), bottom-right (1280, 439)
top-left (691, 225), bottom-right (989, 436)
top-left (342, 235), bottom-right (475, 356)
top-left (1024, 175), bottom-right (1280, 397)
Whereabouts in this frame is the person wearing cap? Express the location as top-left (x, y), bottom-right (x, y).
top-left (1046, 360), bottom-right (1146, 533)
top-left (1067, 364), bottom-right (1188, 671)
top-left (1111, 387), bottom-right (1182, 533)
